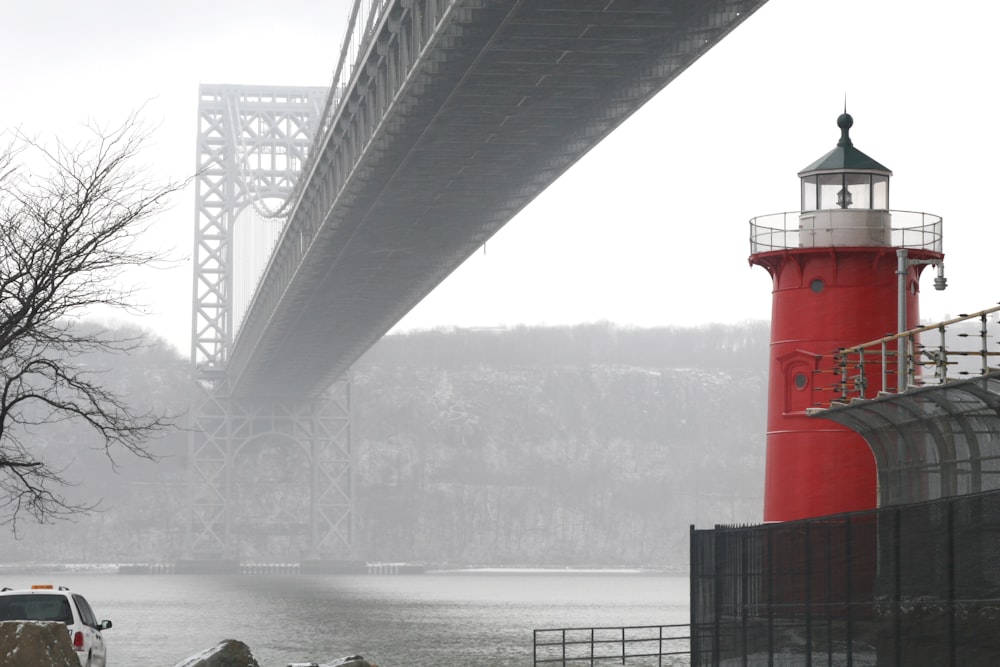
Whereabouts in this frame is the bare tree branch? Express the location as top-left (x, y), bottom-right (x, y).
top-left (0, 114), bottom-right (188, 528)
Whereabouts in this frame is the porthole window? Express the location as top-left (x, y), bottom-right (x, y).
top-left (810, 279), bottom-right (825, 293)
top-left (794, 373), bottom-right (808, 390)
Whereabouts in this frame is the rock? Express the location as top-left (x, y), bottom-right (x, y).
top-left (335, 657), bottom-right (378, 667)
top-left (0, 620), bottom-right (80, 667)
top-left (173, 638), bottom-right (260, 667)
top-left (288, 656), bottom-right (379, 667)
top-left (176, 641), bottom-right (379, 667)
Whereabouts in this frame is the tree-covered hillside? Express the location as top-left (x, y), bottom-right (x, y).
top-left (351, 322), bottom-right (769, 568)
top-left (3, 321), bottom-right (770, 569)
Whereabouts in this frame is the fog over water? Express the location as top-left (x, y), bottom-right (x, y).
top-left (0, 572), bottom-right (688, 666)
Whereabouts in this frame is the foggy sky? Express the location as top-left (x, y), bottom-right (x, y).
top-left (1, 0), bottom-right (997, 354)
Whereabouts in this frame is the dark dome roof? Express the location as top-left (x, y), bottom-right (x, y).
top-left (798, 112), bottom-right (891, 176)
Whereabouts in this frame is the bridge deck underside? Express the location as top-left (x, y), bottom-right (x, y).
top-left (231, 0), bottom-right (766, 399)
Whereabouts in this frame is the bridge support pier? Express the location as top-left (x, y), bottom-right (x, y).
top-left (186, 380), bottom-right (353, 561)
top-left (189, 84), bottom-right (350, 563)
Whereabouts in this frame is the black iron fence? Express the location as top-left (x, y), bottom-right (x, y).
top-left (533, 624), bottom-right (691, 666)
top-left (691, 489), bottom-right (1000, 666)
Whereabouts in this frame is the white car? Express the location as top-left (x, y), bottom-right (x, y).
top-left (0, 585), bottom-right (112, 667)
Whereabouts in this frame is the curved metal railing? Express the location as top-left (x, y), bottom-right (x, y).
top-left (817, 306), bottom-right (1000, 408)
top-left (749, 210), bottom-right (943, 254)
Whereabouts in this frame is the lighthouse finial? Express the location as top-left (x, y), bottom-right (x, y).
top-left (837, 106), bottom-right (854, 148)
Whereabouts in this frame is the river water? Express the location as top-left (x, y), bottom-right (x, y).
top-left (1, 570), bottom-right (689, 666)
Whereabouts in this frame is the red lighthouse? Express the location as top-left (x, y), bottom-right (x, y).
top-left (750, 113), bottom-right (944, 522)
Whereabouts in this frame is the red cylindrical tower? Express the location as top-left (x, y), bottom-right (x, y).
top-left (750, 113), bottom-right (943, 522)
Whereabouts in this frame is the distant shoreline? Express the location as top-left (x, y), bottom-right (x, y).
top-left (0, 562), bottom-right (684, 576)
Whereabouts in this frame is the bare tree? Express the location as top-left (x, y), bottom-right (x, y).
top-left (0, 115), bottom-right (186, 527)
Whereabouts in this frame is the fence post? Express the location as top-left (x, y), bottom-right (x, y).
top-left (805, 521), bottom-right (813, 667)
top-left (826, 521), bottom-right (834, 667)
top-left (714, 528), bottom-right (722, 666)
top-left (980, 314), bottom-right (989, 377)
top-left (881, 341), bottom-right (888, 395)
top-left (741, 527), bottom-right (749, 667)
top-left (894, 507), bottom-right (902, 667)
top-left (856, 348), bottom-right (867, 399)
top-left (948, 498), bottom-right (956, 667)
top-left (690, 525), bottom-right (699, 667)
top-left (845, 513), bottom-right (853, 667)
top-left (836, 348), bottom-right (848, 401)
top-left (767, 527), bottom-right (774, 667)
top-left (938, 324), bottom-right (948, 383)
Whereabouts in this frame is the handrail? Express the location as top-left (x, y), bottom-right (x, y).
top-left (749, 210), bottom-right (943, 254)
top-left (817, 305), bottom-right (1000, 408)
top-left (252, 0), bottom-right (394, 220)
top-left (533, 624), bottom-right (691, 665)
top-left (838, 305), bottom-right (1000, 354)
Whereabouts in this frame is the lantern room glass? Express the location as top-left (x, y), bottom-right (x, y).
top-left (845, 173), bottom-right (871, 209)
top-left (873, 175), bottom-right (889, 209)
top-left (801, 173), bottom-right (890, 211)
top-left (802, 176), bottom-right (817, 211)
top-left (818, 174), bottom-right (842, 210)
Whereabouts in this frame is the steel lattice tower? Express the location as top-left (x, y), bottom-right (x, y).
top-left (189, 84), bottom-right (352, 561)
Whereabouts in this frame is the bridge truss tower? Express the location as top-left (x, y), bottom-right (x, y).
top-left (189, 84), bottom-right (352, 561)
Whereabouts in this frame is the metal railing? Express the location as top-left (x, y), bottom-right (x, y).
top-left (315, 0), bottom-right (394, 143)
top-left (749, 210), bottom-right (943, 253)
top-left (533, 625), bottom-right (691, 666)
top-left (820, 305), bottom-right (1000, 407)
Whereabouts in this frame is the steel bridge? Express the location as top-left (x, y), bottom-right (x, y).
top-left (188, 0), bottom-right (768, 561)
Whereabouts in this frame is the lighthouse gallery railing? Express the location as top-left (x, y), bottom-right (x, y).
top-left (749, 210), bottom-right (943, 253)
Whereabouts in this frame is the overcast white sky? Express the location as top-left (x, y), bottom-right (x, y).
top-left (1, 0), bottom-right (997, 356)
